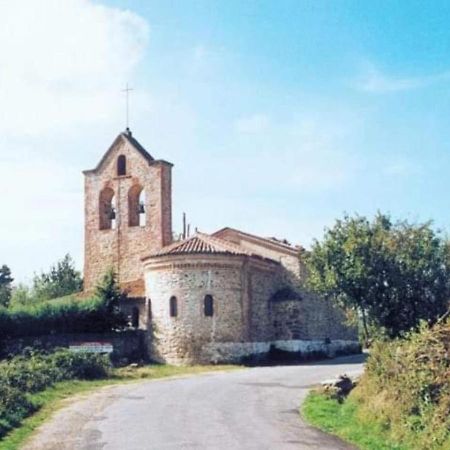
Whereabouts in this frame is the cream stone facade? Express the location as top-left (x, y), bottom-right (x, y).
top-left (84, 130), bottom-right (359, 364)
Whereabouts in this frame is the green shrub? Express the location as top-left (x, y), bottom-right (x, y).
top-left (49, 350), bottom-right (111, 380)
top-left (0, 295), bottom-right (126, 340)
top-left (350, 319), bottom-right (450, 449)
top-left (0, 384), bottom-right (34, 437)
top-left (0, 349), bottom-right (111, 438)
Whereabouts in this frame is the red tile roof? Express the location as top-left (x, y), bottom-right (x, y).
top-left (150, 233), bottom-right (251, 257)
top-left (213, 227), bottom-right (302, 256)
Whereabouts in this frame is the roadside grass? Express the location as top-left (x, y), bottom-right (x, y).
top-left (0, 364), bottom-right (238, 450)
top-left (301, 391), bottom-right (407, 450)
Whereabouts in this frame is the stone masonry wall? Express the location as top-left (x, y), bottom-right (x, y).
top-left (143, 251), bottom-right (358, 364)
top-left (83, 135), bottom-right (172, 294)
top-left (0, 331), bottom-right (146, 363)
top-left (271, 293), bottom-right (358, 341)
top-left (214, 228), bottom-right (301, 276)
top-left (144, 255), bottom-right (249, 364)
top-left (201, 339), bottom-right (361, 364)
top-left (247, 261), bottom-right (283, 342)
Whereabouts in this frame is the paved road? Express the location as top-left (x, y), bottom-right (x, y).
top-left (23, 355), bottom-right (365, 450)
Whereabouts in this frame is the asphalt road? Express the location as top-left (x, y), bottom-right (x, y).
top-left (23, 354), bottom-right (365, 450)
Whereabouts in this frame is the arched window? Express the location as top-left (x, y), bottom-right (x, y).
top-left (128, 185), bottom-right (146, 227)
top-left (131, 307), bottom-right (139, 328)
top-left (99, 187), bottom-right (116, 230)
top-left (117, 155), bottom-right (126, 176)
top-left (169, 296), bottom-right (178, 317)
top-left (204, 295), bottom-right (214, 317)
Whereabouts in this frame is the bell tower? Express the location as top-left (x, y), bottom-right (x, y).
top-left (83, 129), bottom-right (173, 297)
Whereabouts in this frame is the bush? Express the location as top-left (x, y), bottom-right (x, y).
top-left (0, 349), bottom-right (111, 438)
top-left (0, 384), bottom-right (34, 438)
top-left (49, 350), bottom-right (111, 380)
top-left (0, 294), bottom-right (126, 340)
top-left (350, 319), bottom-right (450, 449)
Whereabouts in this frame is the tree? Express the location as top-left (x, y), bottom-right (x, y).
top-left (33, 254), bottom-right (83, 300)
top-left (95, 270), bottom-right (127, 330)
top-left (306, 213), bottom-right (450, 339)
top-left (9, 283), bottom-right (34, 307)
top-left (0, 265), bottom-right (13, 307)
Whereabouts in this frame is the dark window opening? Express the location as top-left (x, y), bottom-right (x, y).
top-left (128, 185), bottom-right (146, 227)
top-left (169, 296), bottom-right (178, 317)
top-left (117, 155), bottom-right (126, 176)
top-left (131, 307), bottom-right (139, 328)
top-left (99, 188), bottom-right (116, 230)
top-left (204, 295), bottom-right (214, 317)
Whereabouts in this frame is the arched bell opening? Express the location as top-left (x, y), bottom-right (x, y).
top-left (128, 185), bottom-right (146, 227)
top-left (99, 187), bottom-right (116, 230)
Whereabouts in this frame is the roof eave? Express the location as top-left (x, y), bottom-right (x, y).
top-left (141, 251), bottom-right (280, 266)
top-left (83, 131), bottom-right (172, 175)
top-left (213, 227), bottom-right (302, 255)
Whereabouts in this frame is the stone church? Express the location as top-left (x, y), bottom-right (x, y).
top-left (83, 129), bottom-right (359, 364)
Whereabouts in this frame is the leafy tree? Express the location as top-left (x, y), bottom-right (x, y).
top-left (306, 213), bottom-right (450, 339)
top-left (33, 254), bottom-right (83, 300)
top-left (0, 265), bottom-right (13, 307)
top-left (95, 270), bottom-right (127, 330)
top-left (9, 283), bottom-right (34, 307)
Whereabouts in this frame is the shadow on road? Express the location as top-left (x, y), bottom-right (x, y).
top-left (305, 352), bottom-right (367, 365)
top-left (243, 351), bottom-right (367, 368)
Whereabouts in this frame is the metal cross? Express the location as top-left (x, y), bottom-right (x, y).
top-left (122, 83), bottom-right (133, 129)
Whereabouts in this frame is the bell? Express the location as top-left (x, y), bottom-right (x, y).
top-left (109, 208), bottom-right (116, 220)
top-left (138, 202), bottom-right (145, 214)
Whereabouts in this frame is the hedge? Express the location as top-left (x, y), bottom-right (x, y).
top-left (0, 349), bottom-right (111, 438)
top-left (0, 296), bottom-right (126, 340)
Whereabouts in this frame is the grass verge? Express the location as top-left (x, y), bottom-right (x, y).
top-left (301, 391), bottom-right (407, 450)
top-left (0, 364), bottom-right (237, 450)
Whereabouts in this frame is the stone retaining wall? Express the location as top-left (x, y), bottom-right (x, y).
top-left (201, 339), bottom-right (361, 364)
top-left (0, 330), bottom-right (146, 364)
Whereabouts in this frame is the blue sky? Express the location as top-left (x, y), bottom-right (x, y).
top-left (1, 0), bottom-right (450, 282)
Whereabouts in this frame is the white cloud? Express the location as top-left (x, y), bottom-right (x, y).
top-left (354, 63), bottom-right (450, 93)
top-left (0, 0), bottom-right (150, 281)
top-left (0, 0), bottom-right (149, 136)
top-left (235, 113), bottom-right (270, 133)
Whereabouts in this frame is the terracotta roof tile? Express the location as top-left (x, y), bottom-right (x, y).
top-left (212, 227), bottom-right (302, 255)
top-left (151, 233), bottom-right (250, 257)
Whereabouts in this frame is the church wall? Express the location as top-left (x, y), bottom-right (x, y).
top-left (144, 255), bottom-right (249, 364)
top-left (247, 261), bottom-right (283, 342)
top-left (84, 136), bottom-right (172, 293)
top-left (143, 253), bottom-right (358, 364)
top-left (201, 340), bottom-right (360, 364)
top-left (271, 294), bottom-right (358, 342)
top-left (271, 299), bottom-right (309, 340)
top-left (214, 229), bottom-right (302, 276)
top-left (300, 293), bottom-right (358, 341)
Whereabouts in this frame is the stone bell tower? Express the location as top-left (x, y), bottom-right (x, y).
top-left (83, 129), bottom-right (173, 297)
